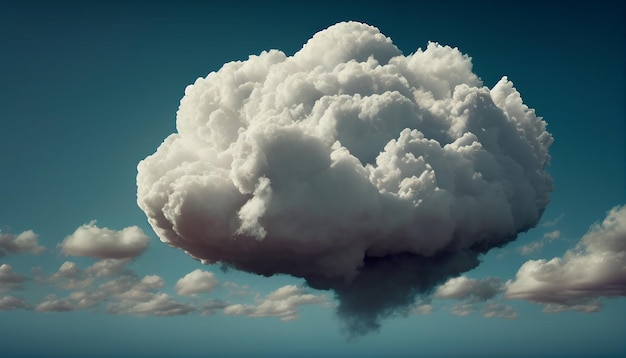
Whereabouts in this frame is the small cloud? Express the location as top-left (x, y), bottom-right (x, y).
top-left (0, 264), bottom-right (28, 292)
top-left (0, 229), bottom-right (45, 255)
top-left (543, 230), bottom-right (561, 240)
top-left (542, 301), bottom-right (603, 313)
top-left (435, 276), bottom-right (516, 319)
top-left (175, 269), bottom-right (218, 296)
top-left (86, 258), bottom-right (131, 278)
top-left (199, 299), bottom-right (228, 316)
top-left (482, 301), bottom-right (518, 319)
top-left (435, 276), bottom-right (504, 302)
top-left (107, 293), bottom-right (195, 316)
top-left (505, 205), bottom-right (626, 311)
top-left (518, 241), bottom-right (544, 256)
top-left (36, 291), bottom-right (105, 312)
top-left (449, 303), bottom-right (474, 317)
top-left (46, 261), bottom-right (93, 290)
top-left (0, 295), bottom-right (31, 311)
top-left (224, 285), bottom-right (326, 321)
top-left (224, 281), bottom-right (252, 296)
top-left (36, 294), bottom-right (77, 312)
top-left (60, 221), bottom-right (149, 259)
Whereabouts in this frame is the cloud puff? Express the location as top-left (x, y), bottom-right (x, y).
top-left (86, 258), bottom-right (131, 278)
top-left (60, 221), bottom-right (149, 259)
top-left (0, 229), bottom-right (45, 255)
top-left (505, 205), bottom-right (626, 310)
top-left (435, 276), bottom-right (504, 302)
top-left (518, 241), bottom-right (544, 256)
top-left (47, 261), bottom-right (93, 290)
top-left (224, 285), bottom-right (326, 321)
top-left (0, 295), bottom-right (30, 311)
top-left (434, 276), bottom-right (515, 319)
top-left (175, 269), bottom-right (218, 296)
top-left (137, 21), bottom-right (552, 335)
top-left (0, 264), bottom-right (27, 292)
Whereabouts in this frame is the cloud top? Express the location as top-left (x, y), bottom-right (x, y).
top-left (137, 21), bottom-right (552, 335)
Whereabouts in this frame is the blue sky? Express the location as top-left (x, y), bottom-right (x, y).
top-left (1, 1), bottom-right (624, 357)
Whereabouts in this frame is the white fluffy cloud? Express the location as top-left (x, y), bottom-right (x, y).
top-left (224, 285), bottom-right (326, 321)
top-left (0, 229), bottom-right (45, 255)
top-left (506, 205), bottom-right (626, 310)
top-left (175, 269), bottom-right (218, 296)
top-left (60, 221), bottom-right (149, 259)
top-left (137, 21), bottom-right (552, 335)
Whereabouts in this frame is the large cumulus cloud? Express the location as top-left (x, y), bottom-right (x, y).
top-left (137, 21), bottom-right (552, 335)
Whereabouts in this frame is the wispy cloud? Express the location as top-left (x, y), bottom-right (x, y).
top-left (543, 230), bottom-right (561, 240)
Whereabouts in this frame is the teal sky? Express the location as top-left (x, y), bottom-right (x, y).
top-left (1, 1), bottom-right (624, 357)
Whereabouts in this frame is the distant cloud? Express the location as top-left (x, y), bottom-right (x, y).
top-left (224, 285), bottom-right (326, 321)
top-left (518, 241), bottom-right (544, 256)
top-left (36, 291), bottom-right (104, 312)
top-left (0, 229), bottom-right (45, 255)
top-left (543, 230), bottom-right (561, 240)
top-left (47, 261), bottom-right (93, 290)
top-left (86, 258), bottom-right (131, 278)
top-left (482, 301), bottom-right (518, 319)
top-left (506, 205), bottom-right (626, 310)
top-left (60, 221), bottom-right (149, 259)
top-left (137, 21), bottom-right (553, 336)
top-left (0, 264), bottom-right (27, 292)
top-left (541, 214), bottom-right (564, 227)
top-left (107, 293), bottom-right (195, 316)
top-left (449, 302), bottom-right (474, 316)
top-left (434, 276), bottom-right (516, 319)
top-left (175, 269), bottom-right (218, 296)
top-left (435, 276), bottom-right (504, 302)
top-left (0, 295), bottom-right (30, 311)
top-left (199, 299), bottom-right (228, 315)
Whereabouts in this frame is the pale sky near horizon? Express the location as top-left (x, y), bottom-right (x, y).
top-left (1, 1), bottom-right (624, 357)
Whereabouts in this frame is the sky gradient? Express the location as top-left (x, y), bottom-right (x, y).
top-left (1, 1), bottom-right (624, 357)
